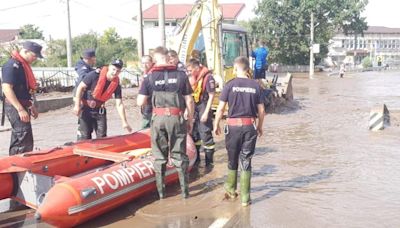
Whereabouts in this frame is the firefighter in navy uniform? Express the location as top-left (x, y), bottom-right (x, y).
top-left (214, 56), bottom-right (265, 207)
top-left (73, 59), bottom-right (132, 140)
top-left (137, 46), bottom-right (194, 199)
top-left (186, 58), bottom-right (216, 166)
top-left (1, 41), bottom-right (43, 155)
top-left (74, 48), bottom-right (96, 87)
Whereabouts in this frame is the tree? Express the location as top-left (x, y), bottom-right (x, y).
top-left (40, 28), bottom-right (137, 67)
top-left (19, 24), bottom-right (44, 40)
top-left (249, 0), bottom-right (368, 65)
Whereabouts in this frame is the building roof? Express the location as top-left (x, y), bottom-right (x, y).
top-left (142, 3), bottom-right (245, 20)
top-left (365, 26), bottom-right (400, 34)
top-left (0, 29), bottom-right (19, 43)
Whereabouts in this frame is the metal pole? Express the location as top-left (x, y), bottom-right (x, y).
top-left (158, 0), bottom-right (166, 47)
top-left (66, 0), bottom-right (73, 68)
top-left (138, 0), bottom-right (144, 57)
top-left (309, 12), bottom-right (314, 79)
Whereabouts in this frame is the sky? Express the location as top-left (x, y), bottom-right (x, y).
top-left (0, 0), bottom-right (399, 40)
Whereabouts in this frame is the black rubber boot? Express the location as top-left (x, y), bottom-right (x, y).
top-left (205, 149), bottom-right (215, 166)
top-left (155, 165), bottom-right (166, 199)
top-left (194, 145), bottom-right (201, 165)
top-left (156, 173), bottom-right (165, 199)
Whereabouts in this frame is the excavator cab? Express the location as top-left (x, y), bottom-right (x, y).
top-left (221, 24), bottom-right (250, 83)
top-left (193, 24), bottom-right (249, 83)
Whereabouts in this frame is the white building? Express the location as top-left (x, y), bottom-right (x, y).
top-left (140, 3), bottom-right (245, 53)
top-left (328, 26), bottom-right (400, 66)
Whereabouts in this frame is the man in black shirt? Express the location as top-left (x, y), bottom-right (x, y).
top-left (75, 48), bottom-right (96, 88)
top-left (73, 59), bottom-right (132, 140)
top-left (137, 46), bottom-right (194, 199)
top-left (1, 41), bottom-right (43, 155)
top-left (214, 56), bottom-right (265, 207)
top-left (186, 58), bottom-right (216, 166)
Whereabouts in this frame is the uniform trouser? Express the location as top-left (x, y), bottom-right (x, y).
top-left (141, 104), bottom-right (152, 129)
top-left (151, 115), bottom-right (189, 190)
top-left (225, 125), bottom-right (258, 171)
top-left (192, 102), bottom-right (214, 150)
top-left (5, 103), bottom-right (33, 155)
top-left (77, 108), bottom-right (107, 141)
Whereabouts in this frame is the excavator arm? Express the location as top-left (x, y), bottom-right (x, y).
top-left (168, 0), bottom-right (223, 85)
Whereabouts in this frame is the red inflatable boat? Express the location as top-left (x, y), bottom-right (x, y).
top-left (0, 129), bottom-right (196, 227)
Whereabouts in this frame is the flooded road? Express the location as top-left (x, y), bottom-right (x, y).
top-left (1, 71), bottom-right (400, 227)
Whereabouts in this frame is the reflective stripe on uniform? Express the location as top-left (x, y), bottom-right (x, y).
top-left (203, 144), bottom-right (215, 149)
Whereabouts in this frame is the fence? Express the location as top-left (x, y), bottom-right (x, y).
top-left (0, 67), bottom-right (141, 90)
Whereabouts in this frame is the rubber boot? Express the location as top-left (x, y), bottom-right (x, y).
top-left (194, 145), bottom-right (201, 165)
top-left (178, 170), bottom-right (189, 199)
top-left (240, 171), bottom-right (251, 207)
top-left (224, 169), bottom-right (238, 200)
top-left (205, 148), bottom-right (215, 166)
top-left (155, 172), bottom-right (165, 199)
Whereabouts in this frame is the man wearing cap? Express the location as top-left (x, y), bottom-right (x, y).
top-left (75, 48), bottom-right (96, 87)
top-left (73, 59), bottom-right (132, 140)
top-left (214, 56), bottom-right (265, 207)
top-left (1, 41), bottom-right (43, 155)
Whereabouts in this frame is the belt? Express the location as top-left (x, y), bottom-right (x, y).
top-left (153, 107), bottom-right (183, 116)
top-left (82, 99), bottom-right (103, 108)
top-left (226, 117), bottom-right (254, 126)
top-left (5, 98), bottom-right (32, 107)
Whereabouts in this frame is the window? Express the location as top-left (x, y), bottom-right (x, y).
top-left (222, 32), bottom-right (247, 67)
top-left (171, 22), bottom-right (177, 26)
top-left (154, 21), bottom-right (159, 27)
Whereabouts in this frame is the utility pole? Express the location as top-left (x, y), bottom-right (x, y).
top-left (138, 0), bottom-right (144, 57)
top-left (309, 12), bottom-right (314, 79)
top-left (66, 0), bottom-right (73, 68)
top-left (158, 0), bottom-right (166, 47)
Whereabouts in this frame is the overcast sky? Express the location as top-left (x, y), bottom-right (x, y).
top-left (0, 0), bottom-right (398, 40)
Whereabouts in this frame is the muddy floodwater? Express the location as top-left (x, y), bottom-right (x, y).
top-left (1, 71), bottom-right (400, 228)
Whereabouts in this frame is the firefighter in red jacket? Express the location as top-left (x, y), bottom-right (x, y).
top-left (73, 59), bottom-right (132, 140)
top-left (186, 58), bottom-right (216, 166)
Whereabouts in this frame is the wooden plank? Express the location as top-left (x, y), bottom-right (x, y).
top-left (73, 149), bottom-right (134, 163)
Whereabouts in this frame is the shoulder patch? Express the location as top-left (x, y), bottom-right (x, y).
top-left (95, 68), bottom-right (101, 73)
top-left (81, 66), bottom-right (87, 70)
top-left (13, 63), bottom-right (19, 69)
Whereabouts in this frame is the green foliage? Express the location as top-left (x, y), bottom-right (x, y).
top-left (19, 24), bottom-right (44, 40)
top-left (38, 28), bottom-right (137, 67)
top-left (362, 56), bottom-right (372, 68)
top-left (249, 0), bottom-right (368, 65)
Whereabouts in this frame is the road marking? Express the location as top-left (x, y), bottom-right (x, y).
top-left (209, 217), bottom-right (229, 228)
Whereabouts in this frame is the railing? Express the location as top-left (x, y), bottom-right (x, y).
top-left (0, 67), bottom-right (141, 90)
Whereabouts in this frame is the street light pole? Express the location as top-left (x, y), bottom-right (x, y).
top-left (158, 0), bottom-right (166, 47)
top-left (66, 0), bottom-right (73, 68)
top-left (309, 12), bottom-right (314, 79)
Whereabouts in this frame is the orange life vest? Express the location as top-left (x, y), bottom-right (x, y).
top-left (191, 66), bottom-right (211, 103)
top-left (91, 66), bottom-right (119, 103)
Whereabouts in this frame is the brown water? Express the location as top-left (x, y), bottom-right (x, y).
top-left (1, 71), bottom-right (400, 227)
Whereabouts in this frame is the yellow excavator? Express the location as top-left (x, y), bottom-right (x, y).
top-left (167, 0), bottom-right (293, 112)
top-left (167, 0), bottom-right (247, 97)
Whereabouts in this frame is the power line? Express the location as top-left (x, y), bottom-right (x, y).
top-left (0, 0), bottom-right (47, 12)
top-left (70, 0), bottom-right (132, 25)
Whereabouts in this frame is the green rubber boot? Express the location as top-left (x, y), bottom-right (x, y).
top-left (178, 170), bottom-right (189, 199)
top-left (240, 171), bottom-right (251, 207)
top-left (224, 169), bottom-right (238, 200)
